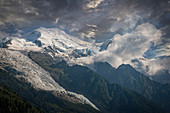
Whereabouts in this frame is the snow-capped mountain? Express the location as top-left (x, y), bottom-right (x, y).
top-left (1, 28), bottom-right (106, 110)
top-left (4, 27), bottom-right (103, 65)
top-left (0, 48), bottom-right (98, 110)
top-left (6, 27), bottom-right (100, 56)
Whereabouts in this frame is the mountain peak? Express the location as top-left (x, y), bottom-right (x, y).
top-left (118, 63), bottom-right (132, 69)
top-left (117, 63), bottom-right (137, 72)
top-left (94, 62), bottom-right (116, 70)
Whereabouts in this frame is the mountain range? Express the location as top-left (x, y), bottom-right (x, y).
top-left (94, 62), bottom-right (170, 112)
top-left (2, 27), bottom-right (169, 84)
top-left (28, 51), bottom-right (168, 113)
top-left (0, 27), bottom-right (169, 113)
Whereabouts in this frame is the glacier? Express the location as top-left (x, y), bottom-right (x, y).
top-left (0, 48), bottom-right (99, 110)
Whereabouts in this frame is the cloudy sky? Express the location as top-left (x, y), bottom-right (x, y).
top-left (0, 0), bottom-right (170, 78)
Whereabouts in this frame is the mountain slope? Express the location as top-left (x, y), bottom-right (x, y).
top-left (0, 85), bottom-right (43, 113)
top-left (0, 48), bottom-right (64, 91)
top-left (93, 62), bottom-right (116, 81)
top-left (0, 69), bottom-right (101, 113)
top-left (0, 48), bottom-right (99, 110)
top-left (28, 51), bottom-right (166, 113)
top-left (94, 62), bottom-right (170, 112)
top-left (152, 71), bottom-right (170, 84)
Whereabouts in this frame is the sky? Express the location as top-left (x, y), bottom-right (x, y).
top-left (0, 0), bottom-right (170, 78)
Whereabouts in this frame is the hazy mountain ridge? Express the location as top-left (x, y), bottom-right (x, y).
top-left (94, 62), bottom-right (170, 112)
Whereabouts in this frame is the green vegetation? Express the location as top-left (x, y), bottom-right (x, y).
top-left (0, 85), bottom-right (43, 113)
top-left (28, 52), bottom-right (166, 113)
top-left (0, 69), bottom-right (101, 113)
top-left (94, 62), bottom-right (170, 112)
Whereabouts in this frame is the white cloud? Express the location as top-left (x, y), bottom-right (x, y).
top-left (74, 23), bottom-right (164, 72)
top-left (152, 44), bottom-right (170, 58)
top-left (87, 24), bottom-right (97, 28)
top-left (75, 22), bottom-right (169, 76)
top-left (83, 0), bottom-right (105, 12)
top-left (132, 57), bottom-right (170, 75)
top-left (24, 7), bottom-right (39, 16)
top-left (93, 23), bottom-right (162, 67)
top-left (91, 22), bottom-right (170, 77)
top-left (147, 58), bottom-right (170, 75)
top-left (79, 24), bottom-right (98, 39)
top-left (55, 18), bottom-right (59, 24)
top-left (81, 30), bottom-right (96, 39)
top-left (97, 22), bottom-right (170, 76)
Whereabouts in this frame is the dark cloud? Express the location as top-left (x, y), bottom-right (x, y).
top-left (57, 0), bottom-right (170, 41)
top-left (0, 0), bottom-right (169, 40)
top-left (0, 0), bottom-right (77, 32)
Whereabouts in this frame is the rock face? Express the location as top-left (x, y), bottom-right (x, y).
top-left (0, 48), bottom-right (98, 110)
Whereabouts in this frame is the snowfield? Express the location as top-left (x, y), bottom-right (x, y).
top-left (5, 27), bottom-right (103, 65)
